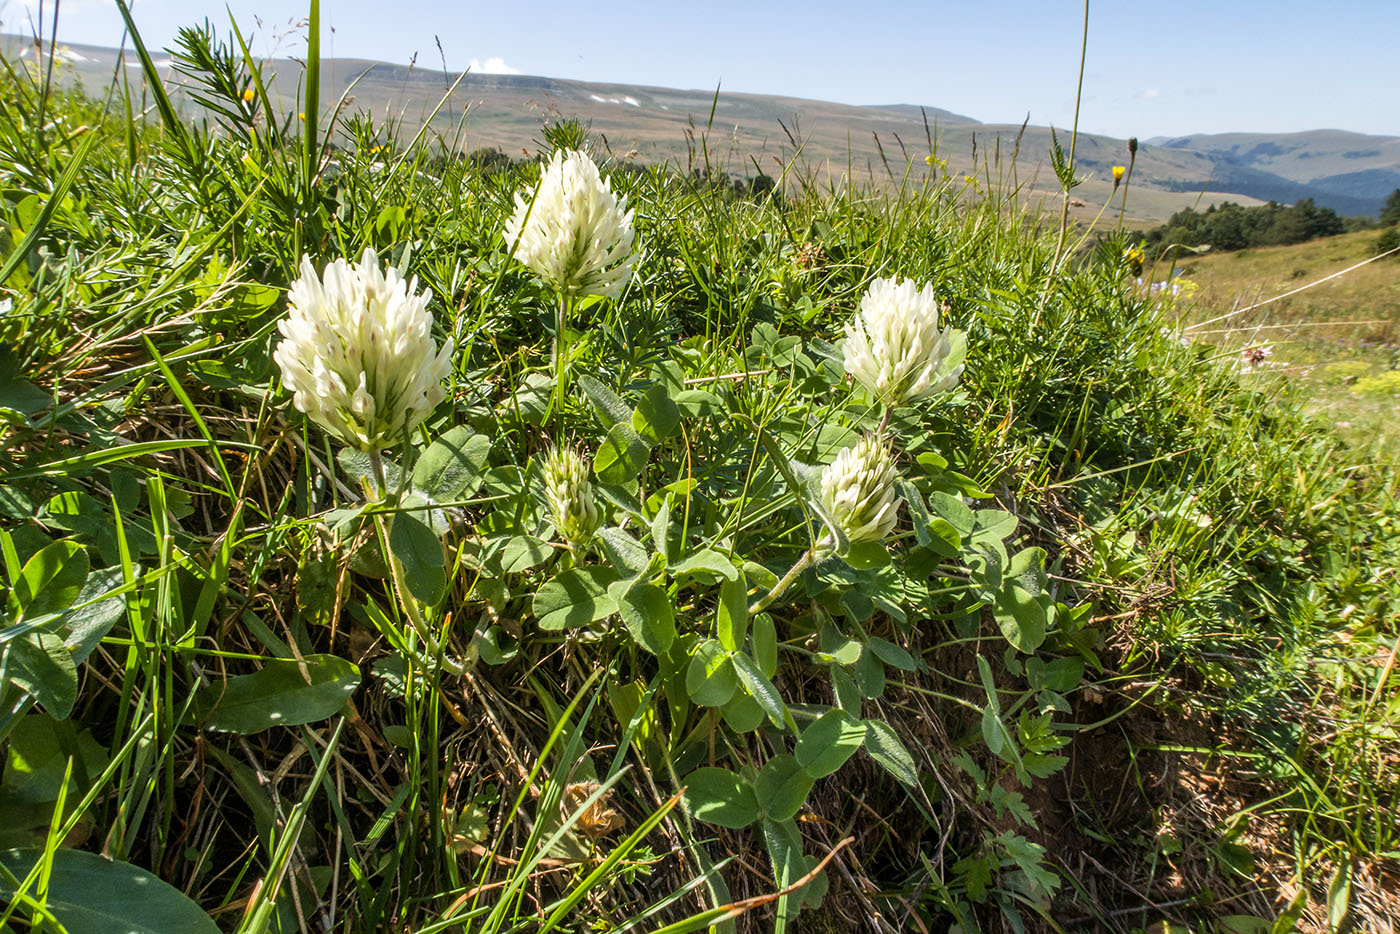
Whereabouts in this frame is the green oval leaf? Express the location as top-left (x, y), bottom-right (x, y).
top-left (532, 567), bottom-right (620, 631)
top-left (751, 612), bottom-right (778, 678)
top-left (716, 570), bottom-right (748, 652)
top-left (994, 583), bottom-right (1048, 653)
top-left (388, 508), bottom-right (445, 606)
top-left (593, 422), bottom-right (651, 486)
top-left (611, 579), bottom-right (676, 655)
top-left (578, 374), bottom-right (632, 429)
top-left (754, 754), bottom-right (813, 822)
top-left (9, 540), bottom-right (88, 620)
top-left (685, 638), bottom-right (738, 707)
top-left (731, 650), bottom-right (786, 729)
top-left (795, 709), bottom-right (866, 778)
top-left (721, 691), bottom-right (766, 733)
top-left (761, 816), bottom-right (825, 912)
top-left (673, 388), bottom-right (721, 418)
top-left (863, 719), bottom-right (918, 788)
top-left (971, 509), bottom-right (1018, 546)
top-left (670, 548), bottom-right (739, 584)
top-left (868, 636), bottom-right (916, 672)
top-left (597, 527), bottom-right (649, 577)
top-left (192, 654), bottom-right (360, 734)
top-left (500, 535), bottom-right (550, 574)
top-left (632, 384), bottom-right (681, 445)
top-left (842, 540), bottom-right (889, 569)
top-left (927, 491), bottom-right (975, 537)
top-left (682, 767), bottom-right (759, 829)
top-left (3, 632), bottom-right (77, 719)
top-left (0, 848), bottom-right (219, 933)
top-left (411, 428), bottom-right (490, 502)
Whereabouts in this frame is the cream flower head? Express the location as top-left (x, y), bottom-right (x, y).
top-left (503, 149), bottom-right (636, 299)
top-left (541, 446), bottom-right (600, 549)
top-left (843, 276), bottom-right (964, 408)
top-left (273, 247), bottom-right (453, 451)
top-left (818, 436), bottom-right (903, 546)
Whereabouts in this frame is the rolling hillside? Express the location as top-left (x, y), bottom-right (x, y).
top-left (1152, 130), bottom-right (1400, 216)
top-left (5, 34), bottom-right (1397, 223)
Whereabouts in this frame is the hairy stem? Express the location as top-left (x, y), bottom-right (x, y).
top-left (1116, 144), bottom-right (1137, 233)
top-left (750, 539), bottom-right (829, 615)
top-left (369, 448), bottom-right (464, 677)
top-left (552, 291), bottom-right (572, 440)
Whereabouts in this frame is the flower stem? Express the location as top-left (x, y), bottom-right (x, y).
top-left (749, 542), bottom-right (824, 615)
top-left (368, 448), bottom-right (463, 677)
top-left (553, 291), bottom-right (571, 440)
top-left (382, 518), bottom-right (464, 676)
top-left (1116, 145), bottom-right (1138, 233)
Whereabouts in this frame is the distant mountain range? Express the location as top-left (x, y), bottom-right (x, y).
top-left (6, 34), bottom-right (1398, 222)
top-left (1149, 131), bottom-right (1400, 217)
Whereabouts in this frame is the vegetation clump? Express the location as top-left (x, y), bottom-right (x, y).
top-left (1134, 197), bottom-right (1349, 259)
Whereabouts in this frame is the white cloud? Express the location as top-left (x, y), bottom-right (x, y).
top-left (467, 57), bottom-right (520, 75)
top-left (1135, 89), bottom-right (1162, 100)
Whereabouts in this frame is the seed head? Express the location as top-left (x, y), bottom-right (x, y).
top-left (541, 446), bottom-right (601, 548)
top-left (818, 436), bottom-right (903, 546)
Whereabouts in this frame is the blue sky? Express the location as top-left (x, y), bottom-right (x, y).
top-left (5, 0), bottom-right (1397, 138)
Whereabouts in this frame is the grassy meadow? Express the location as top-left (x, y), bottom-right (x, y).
top-left (1, 8), bottom-right (1398, 934)
top-left (1164, 230), bottom-right (1400, 455)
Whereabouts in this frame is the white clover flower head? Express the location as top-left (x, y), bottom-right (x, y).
top-left (818, 435), bottom-right (903, 546)
top-left (541, 445), bottom-right (600, 548)
top-left (503, 149), bottom-right (636, 299)
top-left (843, 276), bottom-right (964, 408)
top-left (273, 247), bottom-right (453, 451)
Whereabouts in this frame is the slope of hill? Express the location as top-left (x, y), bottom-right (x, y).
top-left (1153, 130), bottom-right (1400, 216)
top-left (1168, 229), bottom-right (1400, 452)
top-left (5, 34), bottom-right (1397, 222)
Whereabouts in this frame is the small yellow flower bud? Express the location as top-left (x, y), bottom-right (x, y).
top-left (241, 88), bottom-right (255, 103)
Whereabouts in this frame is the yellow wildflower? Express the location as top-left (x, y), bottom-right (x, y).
top-left (241, 88), bottom-right (255, 103)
